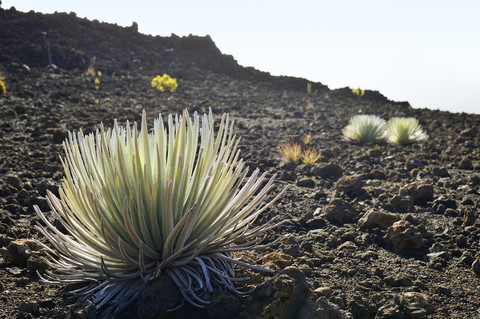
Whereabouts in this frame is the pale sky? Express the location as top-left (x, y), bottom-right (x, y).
top-left (3, 0), bottom-right (480, 114)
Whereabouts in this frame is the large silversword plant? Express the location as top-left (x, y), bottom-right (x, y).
top-left (34, 109), bottom-right (287, 317)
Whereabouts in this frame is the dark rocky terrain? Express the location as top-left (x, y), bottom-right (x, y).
top-left (1, 5), bottom-right (480, 319)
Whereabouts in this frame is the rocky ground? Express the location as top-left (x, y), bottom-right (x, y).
top-left (1, 5), bottom-right (480, 319)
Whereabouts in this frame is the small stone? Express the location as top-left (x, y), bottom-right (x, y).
top-left (6, 175), bottom-right (22, 190)
top-left (375, 295), bottom-right (403, 319)
top-left (460, 126), bottom-right (478, 138)
top-left (296, 178), bottom-right (316, 188)
top-left (432, 167), bottom-right (450, 177)
top-left (400, 182), bottom-right (434, 206)
top-left (337, 241), bottom-right (357, 251)
top-left (462, 210), bottom-right (476, 227)
top-left (6, 266), bottom-right (26, 276)
top-left (27, 255), bottom-right (50, 274)
top-left (426, 251), bottom-right (450, 261)
top-left (384, 220), bottom-right (425, 253)
top-left (389, 195), bottom-right (413, 212)
top-left (320, 148), bottom-right (334, 158)
top-left (456, 235), bottom-right (467, 247)
top-left (403, 291), bottom-right (433, 314)
top-left (280, 170), bottom-right (296, 181)
top-left (355, 250), bottom-right (379, 260)
top-left (1, 239), bottom-right (40, 265)
top-left (313, 286), bottom-right (333, 298)
top-left (52, 128), bottom-right (67, 144)
top-left (368, 148), bottom-right (382, 157)
top-left (67, 299), bottom-right (96, 319)
top-left (202, 291), bottom-right (240, 318)
top-left (436, 286), bottom-right (452, 296)
top-left (444, 208), bottom-right (457, 217)
top-left (39, 299), bottom-right (56, 309)
top-left (365, 169), bottom-right (387, 180)
top-left (297, 297), bottom-right (352, 319)
top-left (262, 251), bottom-right (294, 268)
top-left (37, 180), bottom-right (59, 197)
top-left (348, 296), bottom-right (369, 319)
top-left (310, 163), bottom-right (343, 179)
top-left (358, 209), bottom-right (401, 229)
top-left (14, 105), bottom-right (28, 115)
top-left (426, 251), bottom-right (450, 270)
top-left (306, 215), bottom-right (327, 229)
top-left (325, 198), bottom-right (360, 224)
top-left (248, 267), bottom-right (309, 319)
top-left (137, 275), bottom-right (183, 318)
top-left (335, 174), bottom-right (363, 194)
top-left (433, 196), bottom-right (457, 209)
top-left (24, 196), bottom-right (49, 211)
top-left (468, 174), bottom-right (480, 186)
top-left (18, 302), bottom-right (39, 315)
top-left (458, 157), bottom-right (473, 170)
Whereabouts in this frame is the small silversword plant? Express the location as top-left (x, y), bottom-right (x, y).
top-left (34, 109), bottom-right (287, 317)
top-left (386, 117), bottom-right (427, 144)
top-left (342, 114), bottom-right (386, 143)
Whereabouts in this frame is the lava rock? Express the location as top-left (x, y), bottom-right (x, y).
top-left (460, 126), bottom-right (478, 137)
top-left (384, 220), bottom-right (425, 253)
top-left (389, 195), bottom-right (413, 213)
top-left (335, 174), bottom-right (363, 194)
top-left (137, 275), bottom-right (183, 318)
top-left (6, 175), bottom-right (23, 190)
top-left (52, 128), bottom-right (67, 143)
top-left (358, 209), bottom-right (401, 230)
top-left (0, 239), bottom-right (40, 265)
top-left (246, 267), bottom-right (309, 319)
top-left (296, 178), bottom-right (316, 188)
top-left (262, 251), bottom-right (294, 268)
top-left (309, 163), bottom-right (343, 179)
top-left (18, 302), bottom-right (39, 315)
top-left (297, 297), bottom-right (353, 319)
top-left (458, 157), bottom-right (473, 170)
top-left (325, 198), bottom-right (360, 224)
top-left (462, 210), bottom-right (476, 227)
top-left (400, 182), bottom-right (434, 206)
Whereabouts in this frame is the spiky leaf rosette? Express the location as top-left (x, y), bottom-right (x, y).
top-left (34, 109), bottom-right (287, 317)
top-left (342, 114), bottom-right (387, 143)
top-left (386, 117), bottom-right (428, 144)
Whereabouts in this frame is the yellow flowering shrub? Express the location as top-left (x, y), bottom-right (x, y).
top-left (0, 79), bottom-right (5, 95)
top-left (279, 141), bottom-right (302, 164)
top-left (352, 88), bottom-right (365, 96)
top-left (302, 133), bottom-right (311, 145)
top-left (302, 147), bottom-right (321, 164)
top-left (152, 74), bottom-right (178, 92)
top-left (94, 71), bottom-right (102, 90)
top-left (279, 135), bottom-right (321, 165)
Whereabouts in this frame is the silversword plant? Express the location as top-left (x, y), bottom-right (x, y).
top-left (386, 117), bottom-right (427, 144)
top-left (34, 109), bottom-right (287, 317)
top-left (342, 114), bottom-right (386, 143)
